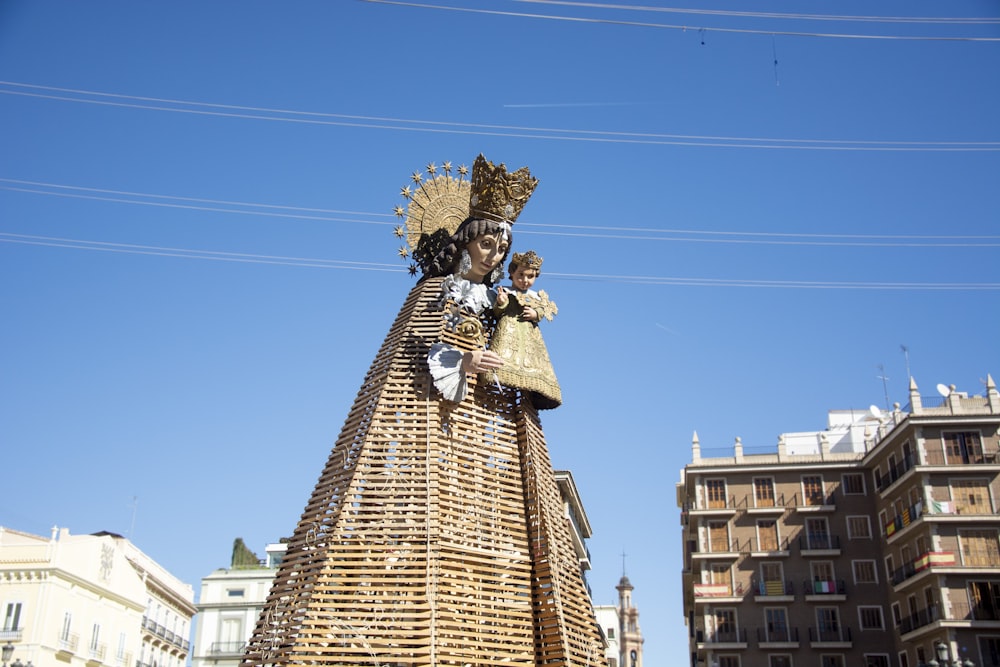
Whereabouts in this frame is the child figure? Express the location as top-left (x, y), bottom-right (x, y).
top-left (486, 250), bottom-right (562, 409)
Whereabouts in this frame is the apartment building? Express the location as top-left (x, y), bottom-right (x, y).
top-left (678, 376), bottom-right (1000, 667)
top-left (0, 526), bottom-right (195, 667)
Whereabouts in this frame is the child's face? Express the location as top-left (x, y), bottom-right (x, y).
top-left (511, 265), bottom-right (538, 291)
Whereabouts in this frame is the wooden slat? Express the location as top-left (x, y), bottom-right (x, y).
top-left (241, 278), bottom-right (604, 666)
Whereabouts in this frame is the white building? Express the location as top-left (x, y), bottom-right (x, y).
top-left (191, 541), bottom-right (286, 667)
top-left (0, 526), bottom-right (195, 667)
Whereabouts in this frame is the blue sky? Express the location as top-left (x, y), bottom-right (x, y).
top-left (1, 1), bottom-right (998, 663)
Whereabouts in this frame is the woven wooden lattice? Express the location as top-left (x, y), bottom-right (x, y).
top-left (241, 277), bottom-right (603, 667)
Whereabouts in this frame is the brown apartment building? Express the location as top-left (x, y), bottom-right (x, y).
top-left (677, 376), bottom-right (1000, 667)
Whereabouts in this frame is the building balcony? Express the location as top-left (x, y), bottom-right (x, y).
top-left (696, 628), bottom-right (748, 650)
top-left (807, 625), bottom-right (852, 648)
top-left (88, 642), bottom-right (108, 662)
top-left (692, 539), bottom-right (742, 560)
top-left (742, 493), bottom-right (789, 514)
top-left (751, 578), bottom-right (794, 601)
top-left (923, 447), bottom-right (1000, 467)
top-left (58, 632), bottom-right (80, 654)
top-left (798, 534), bottom-right (841, 556)
top-left (875, 454), bottom-right (916, 494)
top-left (209, 641), bottom-right (247, 656)
top-left (891, 551), bottom-right (957, 586)
top-left (141, 617), bottom-right (190, 653)
top-left (791, 491), bottom-right (836, 512)
top-left (748, 536), bottom-right (791, 557)
top-left (693, 582), bottom-right (744, 603)
top-left (803, 579), bottom-right (847, 601)
top-left (684, 498), bottom-right (741, 516)
top-left (0, 629), bottom-right (23, 641)
top-left (899, 605), bottom-right (942, 635)
top-left (756, 626), bottom-right (800, 648)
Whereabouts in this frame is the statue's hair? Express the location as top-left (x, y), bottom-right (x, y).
top-left (508, 256), bottom-right (542, 279)
top-left (426, 216), bottom-right (512, 286)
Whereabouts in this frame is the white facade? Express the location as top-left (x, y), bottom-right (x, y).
top-left (191, 542), bottom-right (285, 667)
top-left (0, 526), bottom-right (195, 667)
top-left (594, 605), bottom-right (621, 667)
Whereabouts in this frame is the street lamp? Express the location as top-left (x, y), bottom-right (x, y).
top-left (935, 642), bottom-right (951, 665)
top-left (1, 643), bottom-right (13, 667)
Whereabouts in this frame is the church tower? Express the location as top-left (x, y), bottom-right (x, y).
top-left (616, 575), bottom-right (644, 667)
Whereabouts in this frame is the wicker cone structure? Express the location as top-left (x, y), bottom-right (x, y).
top-left (241, 277), bottom-right (603, 667)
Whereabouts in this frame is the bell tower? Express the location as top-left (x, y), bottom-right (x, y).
top-left (616, 574), bottom-right (644, 667)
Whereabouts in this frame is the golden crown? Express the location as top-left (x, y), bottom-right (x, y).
top-left (510, 250), bottom-right (543, 270)
top-left (468, 154), bottom-right (539, 225)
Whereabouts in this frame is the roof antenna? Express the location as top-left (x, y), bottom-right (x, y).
top-left (621, 549), bottom-right (628, 577)
top-left (128, 496), bottom-right (139, 540)
top-left (877, 364), bottom-right (891, 412)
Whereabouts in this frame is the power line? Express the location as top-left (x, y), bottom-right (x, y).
top-left (2, 82), bottom-right (998, 152)
top-left (360, 0), bottom-right (1000, 42)
top-left (516, 1), bottom-right (1000, 26)
top-left (4, 179), bottom-right (1000, 248)
top-left (3, 232), bottom-right (998, 290)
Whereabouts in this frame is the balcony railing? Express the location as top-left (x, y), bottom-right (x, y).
top-left (876, 454), bottom-right (915, 493)
top-left (756, 626), bottom-right (800, 644)
top-left (89, 642), bottom-right (108, 661)
top-left (748, 536), bottom-right (791, 553)
top-left (209, 641), bottom-right (247, 655)
top-left (141, 617), bottom-right (190, 652)
top-left (899, 605), bottom-right (941, 633)
top-left (798, 534), bottom-right (841, 551)
top-left (59, 632), bottom-right (80, 653)
top-left (751, 578), bottom-right (794, 597)
top-left (701, 628), bottom-right (748, 645)
top-left (693, 582), bottom-right (740, 598)
top-left (0, 629), bottom-right (23, 641)
top-left (924, 446), bottom-right (1000, 466)
top-left (808, 625), bottom-right (852, 643)
top-left (891, 551), bottom-right (957, 585)
top-left (803, 579), bottom-right (846, 596)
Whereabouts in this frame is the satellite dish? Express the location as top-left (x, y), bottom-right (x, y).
top-left (936, 383), bottom-right (952, 397)
top-left (869, 405), bottom-right (883, 421)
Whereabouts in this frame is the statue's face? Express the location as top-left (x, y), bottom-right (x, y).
top-left (463, 231), bottom-right (509, 282)
top-left (510, 264), bottom-right (538, 291)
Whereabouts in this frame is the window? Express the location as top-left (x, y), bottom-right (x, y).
top-left (710, 563), bottom-right (732, 593)
top-left (608, 659), bottom-right (617, 667)
top-left (706, 479), bottom-right (727, 509)
top-left (765, 608), bottom-right (789, 642)
top-left (816, 608), bottom-right (841, 642)
top-left (802, 475), bottom-right (825, 506)
top-left (847, 516), bottom-right (871, 539)
top-left (717, 656), bottom-right (740, 667)
top-left (858, 606), bottom-right (885, 630)
top-left (90, 623), bottom-right (101, 652)
top-left (959, 529), bottom-right (1000, 566)
top-left (821, 656), bottom-right (845, 667)
top-left (805, 517), bottom-right (831, 549)
top-left (891, 602), bottom-right (902, 627)
top-left (951, 479), bottom-right (993, 514)
top-left (757, 519), bottom-right (779, 551)
top-left (713, 608), bottom-right (738, 642)
top-left (2, 602), bottom-right (21, 631)
top-left (811, 562), bottom-right (836, 593)
top-left (708, 520), bottom-right (730, 552)
top-left (769, 657), bottom-right (792, 667)
top-left (606, 627), bottom-right (615, 639)
top-left (944, 431), bottom-right (984, 464)
top-left (117, 633), bottom-right (127, 660)
top-left (968, 581), bottom-right (1000, 621)
top-left (884, 555), bottom-right (894, 582)
top-left (852, 560), bottom-right (877, 584)
top-left (60, 612), bottom-right (72, 642)
top-left (842, 473), bottom-right (865, 495)
top-left (226, 588), bottom-right (246, 597)
top-left (754, 478), bottom-right (776, 507)
top-left (864, 656), bottom-right (890, 667)
top-left (760, 562), bottom-right (784, 595)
